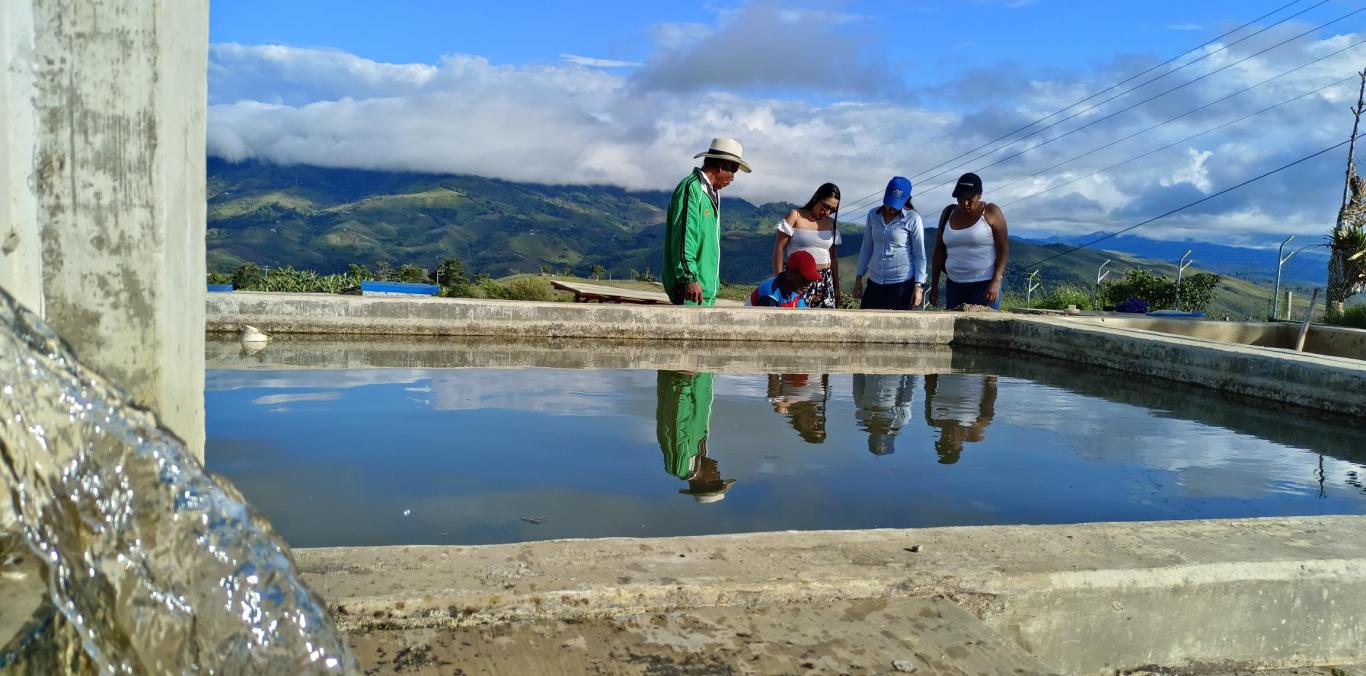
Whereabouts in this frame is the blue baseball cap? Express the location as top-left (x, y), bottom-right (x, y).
top-left (883, 177), bottom-right (912, 210)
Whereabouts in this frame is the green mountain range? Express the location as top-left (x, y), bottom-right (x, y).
top-left (207, 158), bottom-right (1286, 318)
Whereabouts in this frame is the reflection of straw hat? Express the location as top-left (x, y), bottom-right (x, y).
top-left (679, 479), bottom-right (736, 503)
top-left (693, 137), bottom-right (753, 173)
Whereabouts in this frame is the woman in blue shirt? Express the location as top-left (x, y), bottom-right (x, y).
top-left (853, 177), bottom-right (928, 310)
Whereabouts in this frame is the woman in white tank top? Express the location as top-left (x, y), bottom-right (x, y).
top-left (929, 172), bottom-right (1009, 309)
top-left (772, 183), bottom-right (842, 308)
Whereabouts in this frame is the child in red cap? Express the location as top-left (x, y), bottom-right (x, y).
top-left (748, 251), bottom-right (822, 308)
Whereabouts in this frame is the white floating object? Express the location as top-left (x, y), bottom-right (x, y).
top-left (240, 325), bottom-right (269, 343)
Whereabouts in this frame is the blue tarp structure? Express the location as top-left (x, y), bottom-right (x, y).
top-left (207, 284), bottom-right (233, 293)
top-left (360, 281), bottom-right (439, 297)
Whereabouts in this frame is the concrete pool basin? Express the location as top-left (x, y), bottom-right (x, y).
top-left (207, 292), bottom-right (1366, 417)
top-left (204, 293), bottom-right (1366, 674)
top-left (1054, 314), bottom-right (1366, 362)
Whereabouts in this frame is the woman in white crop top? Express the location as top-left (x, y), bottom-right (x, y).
top-left (929, 172), bottom-right (1009, 309)
top-left (772, 183), bottom-right (842, 308)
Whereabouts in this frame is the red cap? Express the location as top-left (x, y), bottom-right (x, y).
top-left (787, 251), bottom-right (822, 282)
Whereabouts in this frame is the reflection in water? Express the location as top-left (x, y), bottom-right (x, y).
top-left (924, 374), bottom-right (998, 464)
top-left (656, 371), bottom-right (734, 503)
top-left (767, 374), bottom-right (829, 444)
top-left (852, 374), bottom-right (917, 455)
top-left (205, 353), bottom-right (1366, 547)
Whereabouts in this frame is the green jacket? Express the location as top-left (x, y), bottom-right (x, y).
top-left (655, 370), bottom-right (714, 479)
top-left (663, 169), bottom-right (720, 306)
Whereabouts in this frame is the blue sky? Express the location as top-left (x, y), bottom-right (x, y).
top-left (210, 0), bottom-right (1339, 93)
top-left (207, 1), bottom-right (1366, 245)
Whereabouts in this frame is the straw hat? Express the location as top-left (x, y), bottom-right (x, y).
top-left (679, 479), bottom-right (736, 503)
top-left (693, 137), bottom-right (752, 173)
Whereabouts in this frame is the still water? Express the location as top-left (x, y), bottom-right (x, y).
top-left (206, 347), bottom-right (1366, 547)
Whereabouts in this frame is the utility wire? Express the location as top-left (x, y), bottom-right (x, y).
top-left (1000, 74), bottom-right (1356, 208)
top-left (910, 0), bottom-right (1324, 183)
top-left (830, 1), bottom-right (1322, 219)
top-left (991, 41), bottom-right (1366, 198)
top-left (913, 1), bottom-right (1343, 188)
top-left (834, 1), bottom-right (1344, 221)
top-left (916, 7), bottom-right (1366, 195)
top-left (1021, 138), bottom-right (1350, 269)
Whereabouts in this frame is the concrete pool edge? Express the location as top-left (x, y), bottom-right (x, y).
top-left (206, 293), bottom-right (1366, 416)
top-left (295, 515), bottom-right (1366, 674)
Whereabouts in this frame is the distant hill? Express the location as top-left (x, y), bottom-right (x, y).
top-left (1022, 232), bottom-right (1331, 286)
top-left (207, 158), bottom-right (1297, 319)
top-left (207, 158), bottom-right (791, 281)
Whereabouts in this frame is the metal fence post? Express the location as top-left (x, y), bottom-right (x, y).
top-left (1175, 250), bottom-right (1193, 311)
top-left (1096, 260), bottom-right (1111, 310)
top-left (1272, 236), bottom-right (1294, 320)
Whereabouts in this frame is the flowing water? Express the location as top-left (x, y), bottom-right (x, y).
top-left (0, 290), bottom-right (354, 674)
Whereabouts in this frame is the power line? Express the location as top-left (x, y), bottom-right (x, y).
top-left (916, 7), bottom-right (1366, 195)
top-left (910, 0), bottom-right (1333, 185)
top-left (834, 1), bottom-right (1336, 221)
top-left (1021, 138), bottom-right (1350, 269)
top-left (1001, 74), bottom-right (1357, 208)
top-left (836, 2), bottom-right (1352, 223)
top-left (992, 41), bottom-right (1366, 198)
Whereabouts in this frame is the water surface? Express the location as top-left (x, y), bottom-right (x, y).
top-left (206, 345), bottom-right (1366, 547)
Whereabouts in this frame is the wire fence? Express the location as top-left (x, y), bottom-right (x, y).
top-left (999, 244), bottom-right (1335, 323)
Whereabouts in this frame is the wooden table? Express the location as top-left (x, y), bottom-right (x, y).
top-left (552, 280), bottom-right (743, 306)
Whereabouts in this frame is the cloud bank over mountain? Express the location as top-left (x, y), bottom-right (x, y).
top-left (207, 5), bottom-right (1364, 246)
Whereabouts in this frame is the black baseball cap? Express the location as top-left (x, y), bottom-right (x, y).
top-left (952, 172), bottom-right (984, 199)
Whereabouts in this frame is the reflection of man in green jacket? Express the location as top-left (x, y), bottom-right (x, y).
top-left (664, 138), bottom-right (752, 306)
top-left (655, 370), bottom-right (734, 502)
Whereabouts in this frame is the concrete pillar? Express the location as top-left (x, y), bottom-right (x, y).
top-left (0, 0), bottom-right (207, 458)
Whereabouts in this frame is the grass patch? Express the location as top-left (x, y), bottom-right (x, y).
top-left (1325, 304), bottom-right (1366, 329)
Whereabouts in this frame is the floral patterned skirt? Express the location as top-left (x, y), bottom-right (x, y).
top-left (799, 267), bottom-right (837, 308)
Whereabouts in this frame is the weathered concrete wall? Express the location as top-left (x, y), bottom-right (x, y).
top-left (206, 335), bottom-right (959, 374)
top-left (206, 292), bottom-right (963, 344)
top-left (1062, 315), bottom-right (1366, 361)
top-left (0, 0), bottom-right (207, 457)
top-left (295, 516), bottom-right (1366, 674)
top-left (0, 3), bottom-right (44, 311)
top-left (991, 316), bottom-right (1366, 417)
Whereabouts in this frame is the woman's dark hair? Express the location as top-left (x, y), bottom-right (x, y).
top-left (801, 183), bottom-right (841, 227)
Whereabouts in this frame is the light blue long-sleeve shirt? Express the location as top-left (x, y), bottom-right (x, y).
top-left (856, 207), bottom-right (927, 285)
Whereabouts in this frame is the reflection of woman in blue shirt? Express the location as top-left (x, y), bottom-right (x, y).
top-left (852, 374), bottom-right (916, 455)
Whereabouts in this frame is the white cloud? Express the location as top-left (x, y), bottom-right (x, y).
top-left (560, 54), bottom-right (643, 68)
top-left (631, 3), bottom-right (899, 98)
top-left (251, 392), bottom-right (342, 406)
top-left (1167, 23), bottom-right (1204, 32)
top-left (1160, 148), bottom-right (1215, 192)
top-left (206, 23), bottom-right (1366, 246)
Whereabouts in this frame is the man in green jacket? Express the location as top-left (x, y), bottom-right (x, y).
top-left (664, 137), bottom-right (752, 306)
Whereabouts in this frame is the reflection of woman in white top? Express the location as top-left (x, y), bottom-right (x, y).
top-left (923, 373), bottom-right (997, 465)
top-left (773, 183), bottom-right (842, 308)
